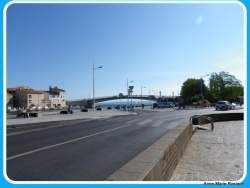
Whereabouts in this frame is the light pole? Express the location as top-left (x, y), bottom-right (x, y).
top-left (93, 63), bottom-right (102, 110)
top-left (200, 74), bottom-right (209, 108)
top-left (126, 79), bottom-right (133, 109)
top-left (141, 86), bottom-right (146, 107)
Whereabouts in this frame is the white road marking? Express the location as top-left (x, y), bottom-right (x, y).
top-left (151, 120), bottom-right (164, 127)
top-left (138, 119), bottom-right (152, 125)
top-left (127, 118), bottom-right (142, 124)
top-left (7, 124), bottom-right (132, 161)
top-left (7, 120), bottom-right (90, 136)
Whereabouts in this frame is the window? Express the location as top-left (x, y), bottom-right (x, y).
top-left (29, 95), bottom-right (32, 98)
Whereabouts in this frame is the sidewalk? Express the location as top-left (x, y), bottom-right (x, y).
top-left (170, 120), bottom-right (244, 182)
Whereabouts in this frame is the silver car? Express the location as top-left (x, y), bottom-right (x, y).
top-left (215, 101), bottom-right (232, 110)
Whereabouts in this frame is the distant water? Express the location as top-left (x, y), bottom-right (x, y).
top-left (96, 99), bottom-right (156, 108)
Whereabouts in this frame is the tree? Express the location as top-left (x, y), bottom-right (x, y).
top-left (208, 71), bottom-right (243, 102)
top-left (180, 78), bottom-right (208, 103)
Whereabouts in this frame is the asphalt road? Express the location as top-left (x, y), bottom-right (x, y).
top-left (6, 108), bottom-right (238, 181)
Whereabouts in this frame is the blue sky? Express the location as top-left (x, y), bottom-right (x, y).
top-left (6, 2), bottom-right (245, 100)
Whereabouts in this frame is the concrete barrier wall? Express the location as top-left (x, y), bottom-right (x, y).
top-left (193, 113), bottom-right (244, 125)
top-left (107, 112), bottom-right (244, 181)
top-left (107, 123), bottom-right (193, 181)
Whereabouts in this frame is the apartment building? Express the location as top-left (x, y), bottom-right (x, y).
top-left (6, 93), bottom-right (14, 108)
top-left (6, 86), bottom-right (31, 108)
top-left (6, 86), bottom-right (66, 109)
top-left (47, 86), bottom-right (66, 108)
top-left (15, 89), bottom-right (45, 109)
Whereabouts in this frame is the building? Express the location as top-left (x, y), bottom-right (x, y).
top-left (47, 86), bottom-right (66, 108)
top-left (6, 93), bottom-right (14, 108)
top-left (43, 92), bottom-right (51, 108)
top-left (6, 86), bottom-right (67, 109)
top-left (6, 86), bottom-right (31, 108)
top-left (15, 89), bottom-right (45, 109)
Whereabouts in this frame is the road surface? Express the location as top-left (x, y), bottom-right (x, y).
top-left (6, 108), bottom-right (240, 181)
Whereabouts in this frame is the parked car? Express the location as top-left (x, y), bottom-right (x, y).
top-left (215, 101), bottom-right (232, 110)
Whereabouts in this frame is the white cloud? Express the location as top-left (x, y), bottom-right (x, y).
top-left (195, 15), bottom-right (204, 25)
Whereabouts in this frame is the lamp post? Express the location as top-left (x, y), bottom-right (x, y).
top-left (128, 86), bottom-right (134, 112)
top-left (200, 74), bottom-right (209, 108)
top-left (141, 86), bottom-right (146, 107)
top-left (93, 63), bottom-right (102, 110)
top-left (126, 79), bottom-right (133, 109)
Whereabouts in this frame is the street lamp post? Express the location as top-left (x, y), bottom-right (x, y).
top-left (93, 63), bottom-right (102, 110)
top-left (200, 74), bottom-right (209, 108)
top-left (141, 86), bottom-right (146, 107)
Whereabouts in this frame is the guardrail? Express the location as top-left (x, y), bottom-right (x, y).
top-left (189, 115), bottom-right (214, 131)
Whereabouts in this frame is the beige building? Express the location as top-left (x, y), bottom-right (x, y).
top-left (7, 86), bottom-right (31, 108)
top-left (6, 93), bottom-right (14, 108)
top-left (6, 86), bottom-right (66, 109)
top-left (43, 92), bottom-right (51, 108)
top-left (15, 89), bottom-right (45, 109)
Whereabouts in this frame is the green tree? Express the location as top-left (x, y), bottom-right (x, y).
top-left (180, 78), bottom-right (208, 103)
top-left (208, 71), bottom-right (243, 101)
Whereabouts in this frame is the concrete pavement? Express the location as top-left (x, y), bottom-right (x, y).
top-left (170, 120), bottom-right (244, 182)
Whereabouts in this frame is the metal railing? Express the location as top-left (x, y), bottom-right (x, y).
top-left (189, 115), bottom-right (214, 131)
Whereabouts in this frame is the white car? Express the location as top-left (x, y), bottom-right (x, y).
top-left (215, 101), bottom-right (232, 110)
top-left (231, 102), bottom-right (236, 109)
